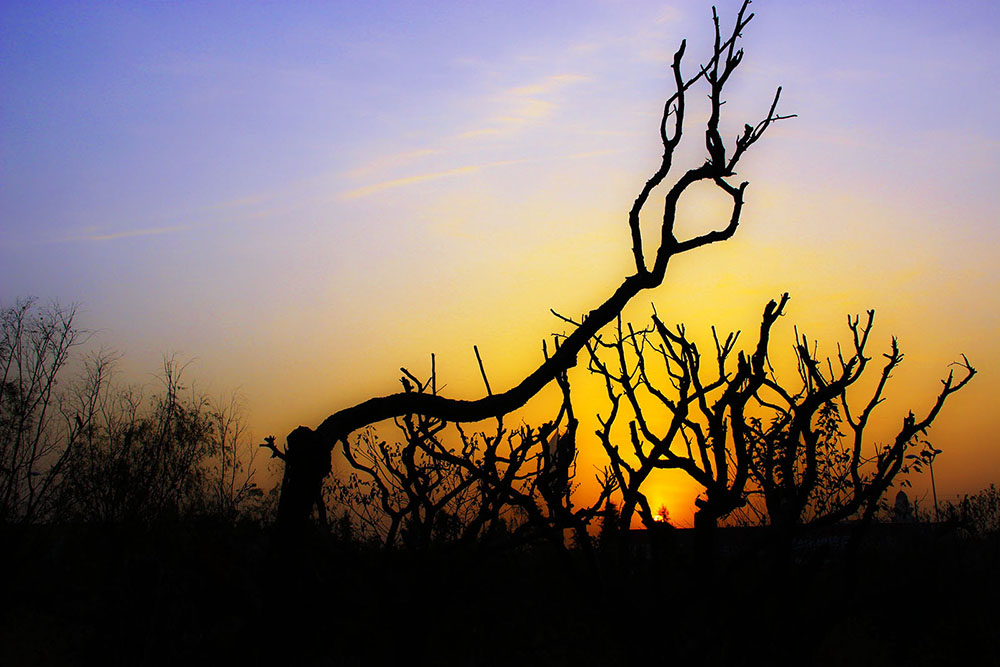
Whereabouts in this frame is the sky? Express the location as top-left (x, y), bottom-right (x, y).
top-left (2, 0), bottom-right (998, 526)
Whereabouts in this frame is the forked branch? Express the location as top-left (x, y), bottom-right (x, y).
top-left (272, 0), bottom-right (793, 530)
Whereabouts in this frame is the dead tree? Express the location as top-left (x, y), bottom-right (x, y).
top-left (328, 368), bottom-right (497, 549)
top-left (586, 295), bottom-right (789, 556)
top-left (744, 312), bottom-right (976, 535)
top-left (589, 298), bottom-right (974, 562)
top-left (330, 361), bottom-right (613, 552)
top-left (269, 0), bottom-right (793, 532)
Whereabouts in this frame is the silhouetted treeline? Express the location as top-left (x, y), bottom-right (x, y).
top-left (3, 299), bottom-right (996, 665)
top-left (307, 294), bottom-right (972, 572)
top-left (5, 294), bottom-right (976, 565)
top-left (1, 298), bottom-right (267, 527)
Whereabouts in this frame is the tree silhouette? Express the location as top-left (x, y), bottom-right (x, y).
top-left (587, 297), bottom-right (974, 557)
top-left (951, 483), bottom-right (1000, 538)
top-left (743, 312), bottom-right (975, 533)
top-left (586, 295), bottom-right (789, 557)
top-left (0, 298), bottom-right (86, 523)
top-left (0, 297), bottom-right (264, 526)
top-left (56, 357), bottom-right (264, 525)
top-left (329, 362), bottom-right (613, 551)
top-left (270, 0), bottom-right (794, 533)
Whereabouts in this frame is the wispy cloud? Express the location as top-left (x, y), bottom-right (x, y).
top-left (507, 74), bottom-right (588, 97)
top-left (654, 6), bottom-right (683, 24)
top-left (456, 128), bottom-right (503, 140)
top-left (334, 73), bottom-right (591, 197)
top-left (345, 148), bottom-right (443, 179)
top-left (61, 224), bottom-right (188, 243)
top-left (459, 73), bottom-right (589, 137)
top-left (341, 148), bottom-right (615, 202)
top-left (558, 149), bottom-right (618, 161)
top-left (339, 160), bottom-right (523, 200)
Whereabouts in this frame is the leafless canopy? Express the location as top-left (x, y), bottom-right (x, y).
top-left (586, 297), bottom-right (975, 535)
top-left (330, 359), bottom-right (613, 550)
top-left (272, 0), bottom-right (794, 529)
top-left (743, 314), bottom-right (976, 529)
top-left (586, 295), bottom-right (789, 531)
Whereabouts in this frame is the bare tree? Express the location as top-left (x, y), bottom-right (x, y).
top-left (329, 420), bottom-right (514, 549)
top-left (60, 358), bottom-right (220, 524)
top-left (586, 298), bottom-right (974, 560)
top-left (271, 0), bottom-right (793, 532)
top-left (203, 393), bottom-right (263, 523)
top-left (0, 298), bottom-right (88, 523)
top-left (327, 361), bottom-right (613, 551)
top-left (585, 295), bottom-right (789, 550)
top-left (1, 297), bottom-right (264, 526)
top-left (743, 312), bottom-right (975, 534)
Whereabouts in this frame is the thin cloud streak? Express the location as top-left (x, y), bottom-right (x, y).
top-left (339, 160), bottom-right (524, 200)
top-left (458, 73), bottom-right (589, 138)
top-left (338, 147), bottom-right (617, 202)
top-left (507, 74), bottom-right (588, 97)
top-left (336, 74), bottom-right (591, 190)
top-left (345, 148), bottom-right (443, 179)
top-left (61, 225), bottom-right (189, 243)
top-left (339, 149), bottom-right (617, 202)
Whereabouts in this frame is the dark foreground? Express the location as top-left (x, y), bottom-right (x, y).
top-left (2, 522), bottom-right (998, 666)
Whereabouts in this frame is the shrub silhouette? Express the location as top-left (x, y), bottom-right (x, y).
top-left (0, 297), bottom-right (263, 527)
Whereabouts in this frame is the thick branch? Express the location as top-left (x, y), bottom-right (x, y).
top-left (275, 0), bottom-right (792, 531)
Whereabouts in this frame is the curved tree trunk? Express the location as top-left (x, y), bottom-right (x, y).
top-left (272, 0), bottom-right (793, 534)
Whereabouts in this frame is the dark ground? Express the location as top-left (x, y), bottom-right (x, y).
top-left (2, 522), bottom-right (997, 666)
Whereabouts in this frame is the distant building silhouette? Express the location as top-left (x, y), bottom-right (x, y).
top-left (892, 490), bottom-right (915, 523)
